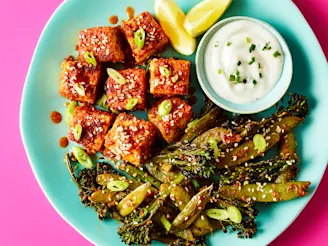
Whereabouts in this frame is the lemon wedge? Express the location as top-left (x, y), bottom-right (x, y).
top-left (184, 0), bottom-right (232, 38)
top-left (155, 0), bottom-right (196, 56)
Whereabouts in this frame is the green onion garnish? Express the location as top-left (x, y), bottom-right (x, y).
top-left (262, 42), bottom-right (272, 51)
top-left (160, 66), bottom-right (171, 77)
top-left (237, 61), bottom-right (241, 66)
top-left (218, 69), bottom-right (222, 74)
top-left (158, 99), bottom-right (172, 118)
top-left (84, 51), bottom-right (97, 66)
top-left (253, 79), bottom-right (257, 85)
top-left (72, 146), bottom-right (93, 169)
top-left (248, 57), bottom-right (255, 65)
top-left (214, 44), bottom-right (219, 47)
top-left (227, 42), bottom-right (232, 46)
top-left (73, 124), bottom-right (82, 141)
top-left (243, 79), bottom-right (247, 84)
top-left (229, 75), bottom-right (236, 81)
top-left (205, 208), bottom-right (229, 221)
top-left (126, 98), bottom-right (138, 110)
top-left (258, 63), bottom-right (261, 69)
top-left (227, 206), bottom-right (242, 224)
top-left (273, 51), bottom-right (281, 58)
top-left (253, 134), bottom-right (267, 152)
top-left (134, 28), bottom-right (146, 50)
top-left (246, 37), bottom-right (251, 43)
top-left (171, 74), bottom-right (179, 83)
top-left (74, 84), bottom-right (85, 96)
top-left (249, 44), bottom-right (256, 53)
top-left (259, 73), bottom-right (262, 78)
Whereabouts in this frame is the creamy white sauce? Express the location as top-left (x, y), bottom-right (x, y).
top-left (204, 20), bottom-right (284, 104)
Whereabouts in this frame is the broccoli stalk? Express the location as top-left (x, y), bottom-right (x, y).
top-left (118, 173), bottom-right (186, 245)
top-left (146, 142), bottom-right (219, 179)
top-left (219, 157), bottom-right (298, 185)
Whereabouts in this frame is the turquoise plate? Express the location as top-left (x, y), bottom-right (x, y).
top-left (20, 0), bottom-right (328, 245)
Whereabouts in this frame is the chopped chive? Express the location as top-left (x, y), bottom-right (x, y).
top-left (258, 63), bottom-right (261, 69)
top-left (229, 75), bottom-right (236, 81)
top-left (237, 61), bottom-right (242, 66)
top-left (273, 51), bottom-right (281, 58)
top-left (249, 44), bottom-right (256, 53)
top-left (259, 73), bottom-right (262, 78)
top-left (262, 42), bottom-right (272, 51)
top-left (235, 70), bottom-right (240, 76)
top-left (243, 79), bottom-right (247, 84)
top-left (248, 57), bottom-right (256, 65)
top-left (246, 37), bottom-right (251, 43)
top-left (253, 80), bottom-right (257, 85)
top-left (227, 42), bottom-right (232, 46)
top-left (236, 76), bottom-right (241, 83)
top-left (218, 69), bottom-right (223, 74)
top-left (214, 44), bottom-right (219, 47)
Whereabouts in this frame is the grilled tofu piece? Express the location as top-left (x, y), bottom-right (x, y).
top-left (148, 97), bottom-right (193, 143)
top-left (103, 113), bottom-right (156, 166)
top-left (121, 11), bottom-right (169, 64)
top-left (59, 56), bottom-right (102, 104)
top-left (149, 58), bottom-right (191, 97)
top-left (106, 68), bottom-right (147, 111)
top-left (68, 105), bottom-right (116, 154)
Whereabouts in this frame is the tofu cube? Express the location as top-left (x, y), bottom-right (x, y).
top-left (59, 57), bottom-right (102, 104)
top-left (121, 11), bottom-right (169, 64)
top-left (106, 68), bottom-right (147, 111)
top-left (68, 105), bottom-right (116, 154)
top-left (77, 26), bottom-right (124, 63)
top-left (103, 113), bottom-right (156, 166)
top-left (148, 97), bottom-right (193, 143)
top-left (149, 58), bottom-right (191, 97)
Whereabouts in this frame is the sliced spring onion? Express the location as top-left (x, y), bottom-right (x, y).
top-left (84, 51), bottom-right (97, 66)
top-left (64, 101), bottom-right (78, 125)
top-left (74, 84), bottom-right (85, 96)
top-left (159, 66), bottom-right (171, 77)
top-left (74, 124), bottom-right (82, 140)
top-left (259, 73), bottom-right (263, 78)
top-left (111, 109), bottom-right (120, 115)
top-left (237, 61), bottom-right (241, 66)
top-left (218, 69), bottom-right (223, 74)
top-left (205, 208), bottom-right (229, 220)
top-left (126, 98), bottom-right (138, 110)
top-left (134, 28), bottom-right (145, 50)
top-left (72, 146), bottom-right (93, 169)
top-left (107, 68), bottom-right (126, 85)
top-left (229, 75), bottom-right (236, 81)
top-left (158, 99), bottom-right (172, 118)
top-left (208, 137), bottom-right (220, 159)
top-left (171, 74), bottom-right (179, 83)
top-left (253, 134), bottom-right (267, 152)
top-left (248, 57), bottom-right (255, 65)
top-left (246, 37), bottom-right (251, 43)
top-left (227, 206), bottom-right (242, 223)
top-left (160, 215), bottom-right (172, 232)
top-left (107, 180), bottom-right (129, 192)
top-left (96, 94), bottom-right (109, 110)
top-left (249, 44), bottom-right (256, 53)
top-left (227, 41), bottom-right (232, 46)
top-left (253, 79), bottom-right (257, 85)
top-left (273, 51), bottom-right (281, 58)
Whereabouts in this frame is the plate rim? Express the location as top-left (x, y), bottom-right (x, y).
top-left (20, 0), bottom-right (328, 245)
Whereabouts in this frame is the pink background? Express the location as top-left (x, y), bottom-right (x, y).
top-left (1, 0), bottom-right (327, 245)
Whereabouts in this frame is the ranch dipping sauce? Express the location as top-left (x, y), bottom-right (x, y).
top-left (204, 20), bottom-right (284, 104)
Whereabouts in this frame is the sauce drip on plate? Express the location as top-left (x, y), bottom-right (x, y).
top-left (109, 15), bottom-right (118, 24)
top-left (59, 137), bottom-right (69, 148)
top-left (126, 6), bottom-right (135, 20)
top-left (50, 111), bottom-right (62, 124)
